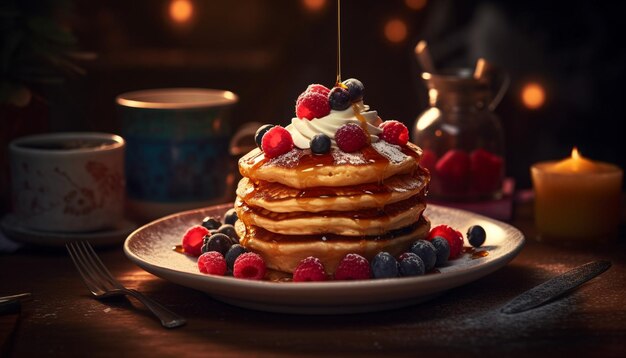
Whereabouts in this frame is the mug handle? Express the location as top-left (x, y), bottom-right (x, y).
top-left (229, 122), bottom-right (263, 156)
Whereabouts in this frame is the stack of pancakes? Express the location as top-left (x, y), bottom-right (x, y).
top-left (234, 141), bottom-right (431, 274)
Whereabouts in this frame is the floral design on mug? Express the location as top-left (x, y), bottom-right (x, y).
top-left (52, 161), bottom-right (123, 216)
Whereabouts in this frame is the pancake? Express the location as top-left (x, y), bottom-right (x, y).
top-left (239, 141), bottom-right (423, 189)
top-left (235, 216), bottom-right (431, 274)
top-left (236, 167), bottom-right (429, 213)
top-left (235, 192), bottom-right (426, 236)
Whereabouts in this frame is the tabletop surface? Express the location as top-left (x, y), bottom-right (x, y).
top-left (1, 200), bottom-right (625, 357)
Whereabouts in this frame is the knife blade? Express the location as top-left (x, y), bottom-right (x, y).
top-left (501, 260), bottom-right (611, 314)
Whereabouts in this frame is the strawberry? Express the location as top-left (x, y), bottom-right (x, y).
top-left (435, 149), bottom-right (470, 194)
top-left (426, 225), bottom-right (464, 260)
top-left (470, 148), bottom-right (503, 194)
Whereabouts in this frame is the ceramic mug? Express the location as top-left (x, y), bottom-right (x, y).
top-left (9, 132), bottom-right (125, 232)
top-left (116, 88), bottom-right (239, 221)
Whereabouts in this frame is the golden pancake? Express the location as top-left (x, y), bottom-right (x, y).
top-left (238, 141), bottom-right (423, 189)
top-left (236, 167), bottom-right (429, 213)
top-left (235, 216), bottom-right (431, 274)
top-left (235, 192), bottom-right (426, 236)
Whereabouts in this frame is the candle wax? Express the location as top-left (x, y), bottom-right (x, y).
top-left (531, 152), bottom-right (622, 242)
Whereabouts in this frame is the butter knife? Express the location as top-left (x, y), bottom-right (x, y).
top-left (501, 260), bottom-right (611, 314)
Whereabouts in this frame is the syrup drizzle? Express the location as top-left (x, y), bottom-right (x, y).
top-left (335, 0), bottom-right (342, 86)
top-left (462, 246), bottom-right (489, 259)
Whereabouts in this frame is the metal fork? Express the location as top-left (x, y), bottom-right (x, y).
top-left (66, 241), bottom-right (186, 328)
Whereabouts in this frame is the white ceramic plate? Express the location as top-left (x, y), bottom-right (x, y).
top-left (1, 214), bottom-right (137, 247)
top-left (124, 204), bottom-right (524, 314)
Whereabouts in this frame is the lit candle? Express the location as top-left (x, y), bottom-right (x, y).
top-left (531, 148), bottom-right (622, 242)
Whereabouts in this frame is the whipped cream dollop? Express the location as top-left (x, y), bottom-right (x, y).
top-left (286, 102), bottom-right (383, 149)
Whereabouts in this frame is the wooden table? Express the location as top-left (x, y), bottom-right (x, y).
top-left (1, 200), bottom-right (625, 357)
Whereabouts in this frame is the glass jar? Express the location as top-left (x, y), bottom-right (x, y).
top-left (413, 68), bottom-right (508, 201)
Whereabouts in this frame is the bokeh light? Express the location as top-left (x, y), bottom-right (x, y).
top-left (302, 0), bottom-right (327, 12)
top-left (405, 0), bottom-right (427, 11)
top-left (169, 0), bottom-right (193, 24)
top-left (521, 82), bottom-right (546, 109)
top-left (384, 19), bottom-right (408, 43)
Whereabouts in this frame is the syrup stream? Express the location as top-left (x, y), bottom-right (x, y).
top-left (336, 0), bottom-right (342, 85)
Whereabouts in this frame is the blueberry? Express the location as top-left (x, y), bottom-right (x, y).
top-left (310, 133), bottom-right (331, 154)
top-left (409, 240), bottom-right (437, 272)
top-left (398, 252), bottom-right (425, 277)
top-left (223, 208), bottom-right (238, 226)
top-left (342, 78), bottom-right (364, 102)
top-left (371, 252), bottom-right (399, 279)
top-left (328, 87), bottom-right (351, 111)
top-left (217, 224), bottom-right (239, 243)
top-left (225, 244), bottom-right (247, 270)
top-left (255, 124), bottom-right (275, 149)
top-left (201, 233), bottom-right (232, 255)
top-left (431, 236), bottom-right (450, 266)
top-left (467, 225), bottom-right (486, 247)
top-left (201, 217), bottom-right (221, 230)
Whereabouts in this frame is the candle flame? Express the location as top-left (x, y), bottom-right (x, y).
top-left (571, 147), bottom-right (581, 160)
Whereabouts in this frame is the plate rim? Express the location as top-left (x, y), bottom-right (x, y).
top-left (123, 203), bottom-right (525, 293)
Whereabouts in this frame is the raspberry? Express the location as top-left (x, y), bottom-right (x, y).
top-left (197, 251), bottom-right (227, 275)
top-left (233, 252), bottom-right (266, 280)
top-left (296, 92), bottom-right (331, 120)
top-left (379, 120), bottom-right (409, 146)
top-left (261, 125), bottom-right (294, 159)
top-left (293, 256), bottom-right (328, 282)
top-left (305, 84), bottom-right (331, 97)
top-left (420, 149), bottom-right (437, 174)
top-left (426, 225), bottom-right (464, 260)
top-left (435, 149), bottom-right (471, 194)
top-left (335, 123), bottom-right (368, 152)
top-left (470, 148), bottom-right (503, 194)
top-left (334, 253), bottom-right (371, 280)
top-left (182, 225), bottom-right (210, 256)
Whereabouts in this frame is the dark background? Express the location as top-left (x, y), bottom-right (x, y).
top-left (3, 0), bottom-right (625, 197)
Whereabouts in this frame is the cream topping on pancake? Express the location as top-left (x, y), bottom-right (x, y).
top-left (286, 101), bottom-right (382, 149)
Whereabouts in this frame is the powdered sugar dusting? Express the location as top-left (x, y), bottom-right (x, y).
top-left (332, 150), bottom-right (367, 165)
top-left (372, 141), bottom-right (408, 164)
top-left (266, 149), bottom-right (301, 168)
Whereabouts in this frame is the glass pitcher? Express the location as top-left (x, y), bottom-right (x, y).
top-left (412, 66), bottom-right (509, 201)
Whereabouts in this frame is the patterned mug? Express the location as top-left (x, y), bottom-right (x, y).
top-left (116, 88), bottom-right (239, 221)
top-left (9, 132), bottom-right (125, 232)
